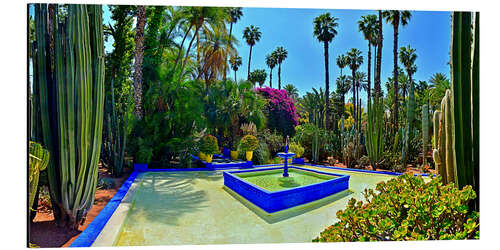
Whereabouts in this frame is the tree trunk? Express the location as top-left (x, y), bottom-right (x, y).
top-left (352, 69), bottom-right (356, 128)
top-left (278, 63), bottom-right (282, 89)
top-left (269, 68), bottom-right (273, 88)
top-left (340, 68), bottom-right (344, 119)
top-left (247, 45), bottom-right (253, 79)
top-left (375, 10), bottom-right (383, 98)
top-left (133, 5), bottom-right (146, 119)
top-left (234, 70), bottom-right (237, 83)
top-left (324, 41), bottom-right (330, 130)
top-left (178, 25), bottom-right (201, 84)
top-left (173, 23), bottom-right (193, 74)
top-left (393, 13), bottom-right (400, 130)
top-left (367, 42), bottom-right (371, 100)
top-left (224, 22), bottom-right (233, 81)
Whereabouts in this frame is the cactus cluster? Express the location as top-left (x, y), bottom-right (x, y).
top-left (29, 141), bottom-right (50, 214)
top-left (32, 4), bottom-right (105, 229)
top-left (422, 104), bottom-right (429, 166)
top-left (432, 90), bottom-right (456, 185)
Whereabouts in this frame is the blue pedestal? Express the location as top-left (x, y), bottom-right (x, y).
top-left (134, 163), bottom-right (148, 172)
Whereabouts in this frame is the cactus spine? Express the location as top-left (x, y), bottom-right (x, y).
top-left (33, 4), bottom-right (105, 229)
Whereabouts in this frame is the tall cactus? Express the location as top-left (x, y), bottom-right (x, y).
top-left (33, 4), bottom-right (105, 229)
top-left (29, 141), bottom-right (50, 216)
top-left (402, 79), bottom-right (416, 166)
top-left (450, 12), bottom-right (479, 210)
top-left (365, 96), bottom-right (384, 168)
top-left (432, 90), bottom-right (455, 185)
top-left (422, 104), bottom-right (429, 166)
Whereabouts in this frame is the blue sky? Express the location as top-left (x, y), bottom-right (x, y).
top-left (31, 5), bottom-right (451, 102)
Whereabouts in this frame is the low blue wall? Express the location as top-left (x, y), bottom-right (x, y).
top-left (224, 166), bottom-right (350, 213)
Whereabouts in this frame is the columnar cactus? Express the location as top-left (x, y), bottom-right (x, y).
top-left (432, 90), bottom-right (455, 185)
top-left (422, 104), bottom-right (429, 166)
top-left (33, 4), bottom-right (105, 229)
top-left (29, 141), bottom-right (50, 215)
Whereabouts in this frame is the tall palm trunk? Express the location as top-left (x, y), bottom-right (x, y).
top-left (324, 41), bottom-right (330, 130)
top-left (133, 6), bottom-right (146, 119)
top-left (340, 68), bottom-right (345, 119)
top-left (367, 42), bottom-right (371, 99)
top-left (393, 12), bottom-right (400, 130)
top-left (234, 69), bottom-right (237, 83)
top-left (278, 63), bottom-right (282, 89)
top-left (247, 45), bottom-right (253, 79)
top-left (224, 22), bottom-right (234, 81)
top-left (179, 25), bottom-right (201, 84)
top-left (269, 68), bottom-right (273, 88)
top-left (173, 23), bottom-right (193, 73)
top-left (375, 10), bottom-right (383, 98)
top-left (352, 69), bottom-right (356, 127)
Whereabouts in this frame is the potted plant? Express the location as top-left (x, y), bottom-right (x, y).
top-left (200, 135), bottom-right (219, 163)
top-left (230, 139), bottom-right (239, 160)
top-left (239, 135), bottom-right (259, 161)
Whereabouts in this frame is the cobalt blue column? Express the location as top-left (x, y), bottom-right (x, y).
top-left (283, 157), bottom-right (289, 177)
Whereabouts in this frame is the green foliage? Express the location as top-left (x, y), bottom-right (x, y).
top-left (341, 127), bottom-right (362, 168)
top-left (358, 155), bottom-right (370, 168)
top-left (313, 174), bottom-right (479, 242)
top-left (239, 135), bottom-right (259, 152)
top-left (258, 129), bottom-right (283, 155)
top-left (136, 146), bottom-right (153, 164)
top-left (253, 141), bottom-right (271, 165)
top-left (29, 141), bottom-right (50, 216)
top-left (289, 142), bottom-right (304, 157)
top-left (248, 69), bottom-right (267, 87)
top-left (422, 104), bottom-right (429, 165)
top-left (200, 135), bottom-right (219, 155)
top-left (32, 4), bottom-right (105, 229)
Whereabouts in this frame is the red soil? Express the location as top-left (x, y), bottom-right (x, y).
top-left (29, 167), bottom-right (131, 248)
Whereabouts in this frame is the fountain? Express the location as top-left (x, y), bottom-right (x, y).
top-left (277, 136), bottom-right (296, 177)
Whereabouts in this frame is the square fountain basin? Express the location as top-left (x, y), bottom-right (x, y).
top-left (223, 166), bottom-right (350, 213)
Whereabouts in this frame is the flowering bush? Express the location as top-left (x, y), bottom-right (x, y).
top-left (313, 174), bottom-right (479, 242)
top-left (255, 87), bottom-right (298, 137)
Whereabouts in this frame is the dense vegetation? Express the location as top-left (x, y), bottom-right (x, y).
top-left (29, 4), bottom-right (479, 233)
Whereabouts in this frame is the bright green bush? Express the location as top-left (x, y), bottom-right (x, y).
top-left (258, 129), bottom-right (283, 155)
top-left (253, 141), bottom-right (271, 165)
top-left (289, 142), bottom-right (304, 157)
top-left (313, 174), bottom-right (479, 242)
top-left (239, 135), bottom-right (259, 152)
top-left (200, 135), bottom-right (219, 155)
top-left (136, 146), bottom-right (153, 164)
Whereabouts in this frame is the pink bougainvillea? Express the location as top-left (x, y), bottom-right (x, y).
top-left (255, 87), bottom-right (298, 136)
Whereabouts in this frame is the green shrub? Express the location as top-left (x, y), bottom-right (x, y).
top-left (358, 155), bottom-right (370, 168)
top-left (239, 135), bottom-right (259, 152)
top-left (253, 141), bottom-right (271, 165)
top-left (136, 146), bottom-right (153, 164)
top-left (200, 135), bottom-right (219, 155)
top-left (289, 142), bottom-right (304, 157)
top-left (258, 129), bottom-right (283, 155)
top-left (313, 174), bottom-right (479, 242)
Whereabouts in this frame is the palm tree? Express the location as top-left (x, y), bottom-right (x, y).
top-left (399, 45), bottom-right (417, 105)
top-left (265, 53), bottom-right (277, 88)
top-left (375, 10), bottom-right (384, 98)
top-left (178, 7), bottom-right (228, 84)
top-left (273, 46), bottom-right (288, 90)
top-left (346, 48), bottom-right (364, 131)
top-left (230, 55), bottom-right (242, 83)
top-left (249, 69), bottom-right (267, 87)
top-left (429, 72), bottom-right (450, 108)
top-left (313, 12), bottom-right (339, 130)
top-left (383, 10), bottom-right (412, 129)
top-left (358, 14), bottom-right (378, 100)
top-left (336, 54), bottom-right (349, 118)
top-left (243, 25), bottom-right (262, 79)
top-left (224, 7), bottom-right (243, 80)
top-left (284, 84), bottom-right (299, 100)
top-left (133, 5), bottom-right (146, 119)
top-left (198, 25), bottom-right (238, 84)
